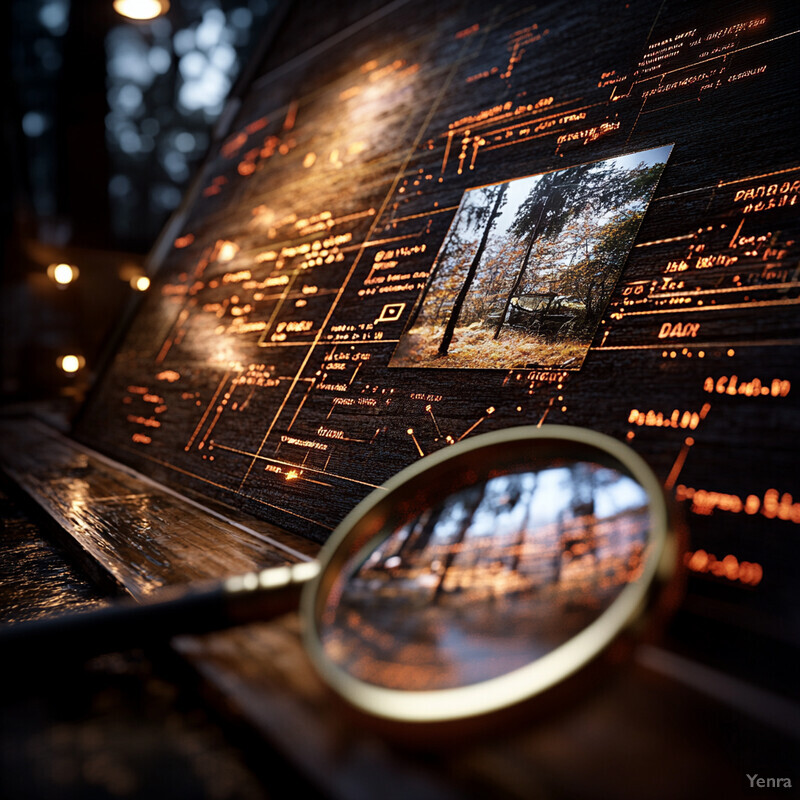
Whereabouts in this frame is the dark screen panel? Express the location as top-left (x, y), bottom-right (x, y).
top-left (75, 0), bottom-right (800, 647)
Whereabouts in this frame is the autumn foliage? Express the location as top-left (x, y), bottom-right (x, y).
top-left (391, 147), bottom-right (671, 370)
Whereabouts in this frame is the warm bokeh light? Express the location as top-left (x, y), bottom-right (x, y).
top-left (47, 262), bottom-right (78, 285)
top-left (132, 275), bottom-right (151, 291)
top-left (112, 0), bottom-right (169, 21)
top-left (58, 354), bottom-right (85, 374)
top-left (217, 240), bottom-right (240, 262)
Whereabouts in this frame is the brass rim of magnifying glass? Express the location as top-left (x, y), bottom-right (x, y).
top-left (301, 424), bottom-right (674, 724)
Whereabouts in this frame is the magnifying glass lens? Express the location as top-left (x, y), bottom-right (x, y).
top-left (318, 457), bottom-right (653, 692)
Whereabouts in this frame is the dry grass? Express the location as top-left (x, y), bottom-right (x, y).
top-left (390, 324), bottom-right (588, 370)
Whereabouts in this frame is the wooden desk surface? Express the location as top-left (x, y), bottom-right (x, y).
top-left (1, 417), bottom-right (796, 800)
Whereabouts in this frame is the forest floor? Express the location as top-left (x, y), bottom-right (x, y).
top-left (390, 323), bottom-right (588, 369)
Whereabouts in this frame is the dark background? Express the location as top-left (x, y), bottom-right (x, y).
top-left (2, 0), bottom-right (275, 411)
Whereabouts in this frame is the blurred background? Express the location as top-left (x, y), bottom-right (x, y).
top-left (2, 8), bottom-right (318, 798)
top-left (2, 0), bottom-right (275, 418)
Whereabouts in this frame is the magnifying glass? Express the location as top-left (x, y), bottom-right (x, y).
top-left (1, 425), bottom-right (678, 727)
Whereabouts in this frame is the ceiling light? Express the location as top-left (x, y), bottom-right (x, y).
top-left (113, 0), bottom-right (169, 21)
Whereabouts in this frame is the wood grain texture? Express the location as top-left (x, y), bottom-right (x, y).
top-left (0, 478), bottom-right (107, 623)
top-left (0, 419), bottom-right (312, 599)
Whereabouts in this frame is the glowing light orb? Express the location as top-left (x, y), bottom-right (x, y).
top-left (48, 263), bottom-right (78, 285)
top-left (132, 275), bottom-right (151, 291)
top-left (217, 241), bottom-right (239, 262)
top-left (59, 355), bottom-right (83, 374)
top-left (113, 0), bottom-right (169, 21)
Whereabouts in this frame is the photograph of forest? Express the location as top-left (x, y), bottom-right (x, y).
top-left (390, 145), bottom-right (672, 370)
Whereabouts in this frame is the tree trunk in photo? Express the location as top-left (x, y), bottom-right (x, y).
top-left (510, 475), bottom-right (536, 574)
top-left (437, 184), bottom-right (506, 357)
top-left (493, 229), bottom-right (536, 340)
top-left (432, 486), bottom-right (486, 602)
top-left (406, 236), bottom-right (458, 332)
top-left (494, 190), bottom-right (555, 340)
top-left (399, 507), bottom-right (440, 560)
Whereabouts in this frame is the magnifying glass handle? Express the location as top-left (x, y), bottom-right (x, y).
top-left (0, 562), bottom-right (320, 664)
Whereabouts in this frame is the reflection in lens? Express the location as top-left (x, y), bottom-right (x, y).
top-left (319, 460), bottom-right (651, 692)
